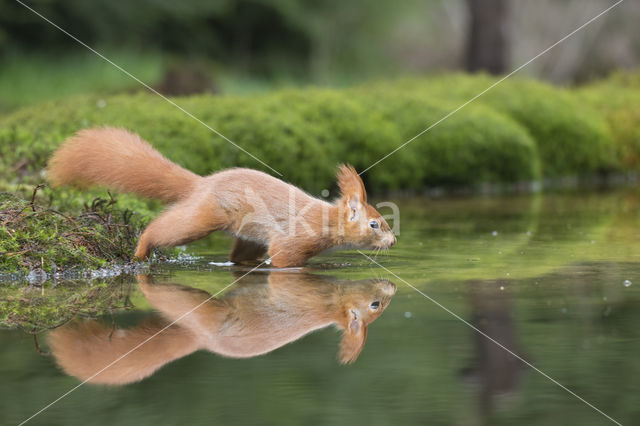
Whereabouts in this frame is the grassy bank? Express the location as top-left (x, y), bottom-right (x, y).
top-left (0, 190), bottom-right (149, 273)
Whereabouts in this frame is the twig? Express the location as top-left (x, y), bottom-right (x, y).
top-left (30, 184), bottom-right (46, 212)
top-left (32, 333), bottom-right (49, 356)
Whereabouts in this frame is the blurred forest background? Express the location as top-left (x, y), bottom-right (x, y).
top-left (1, 0), bottom-right (639, 111)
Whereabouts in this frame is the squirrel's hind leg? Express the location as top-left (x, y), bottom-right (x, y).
top-left (229, 238), bottom-right (268, 264)
top-left (135, 199), bottom-right (227, 259)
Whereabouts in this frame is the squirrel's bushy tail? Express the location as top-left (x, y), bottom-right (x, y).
top-left (48, 127), bottom-right (200, 203)
top-left (49, 320), bottom-right (197, 385)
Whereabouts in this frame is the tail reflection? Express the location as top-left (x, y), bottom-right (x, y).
top-left (49, 271), bottom-right (396, 385)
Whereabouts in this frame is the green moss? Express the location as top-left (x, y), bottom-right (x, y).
top-left (0, 278), bottom-right (134, 331)
top-left (348, 88), bottom-right (540, 190)
top-left (577, 72), bottom-right (640, 170)
top-left (0, 191), bottom-right (146, 273)
top-left (361, 74), bottom-right (619, 176)
top-left (1, 74), bottom-right (633, 197)
top-left (0, 88), bottom-right (530, 197)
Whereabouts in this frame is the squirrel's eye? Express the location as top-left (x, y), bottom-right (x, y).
top-left (370, 301), bottom-right (380, 310)
top-left (369, 220), bottom-right (379, 229)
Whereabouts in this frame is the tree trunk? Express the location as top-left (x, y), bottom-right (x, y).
top-left (465, 0), bottom-right (511, 74)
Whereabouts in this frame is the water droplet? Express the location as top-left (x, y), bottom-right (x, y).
top-left (498, 250), bottom-right (502, 254)
top-left (492, 231), bottom-right (498, 236)
top-left (591, 240), bottom-right (596, 244)
top-left (561, 307), bottom-right (567, 314)
top-left (624, 279), bottom-right (632, 287)
top-left (499, 286), bottom-right (504, 291)
top-left (27, 268), bottom-right (47, 286)
top-left (526, 230), bottom-right (532, 236)
top-left (321, 189), bottom-right (330, 197)
top-left (96, 99), bottom-right (107, 108)
top-left (404, 312), bottom-right (412, 318)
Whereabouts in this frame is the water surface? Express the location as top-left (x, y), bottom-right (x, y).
top-left (1, 190), bottom-right (639, 425)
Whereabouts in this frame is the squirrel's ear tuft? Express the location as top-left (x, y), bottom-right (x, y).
top-left (338, 309), bottom-right (368, 364)
top-left (336, 164), bottom-right (367, 203)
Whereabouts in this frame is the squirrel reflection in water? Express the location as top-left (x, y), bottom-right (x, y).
top-left (49, 271), bottom-right (396, 385)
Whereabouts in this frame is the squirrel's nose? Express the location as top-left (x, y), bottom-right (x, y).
top-left (389, 234), bottom-right (397, 247)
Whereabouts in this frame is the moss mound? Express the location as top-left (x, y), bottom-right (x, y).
top-left (349, 89), bottom-right (540, 189)
top-left (361, 74), bottom-right (618, 177)
top-left (0, 190), bottom-right (145, 273)
top-left (1, 73), bottom-right (633, 197)
top-left (0, 74), bottom-right (615, 196)
top-left (577, 71), bottom-right (640, 170)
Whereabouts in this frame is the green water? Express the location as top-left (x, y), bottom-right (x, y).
top-left (1, 190), bottom-right (639, 425)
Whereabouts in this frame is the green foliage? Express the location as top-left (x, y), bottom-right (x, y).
top-left (347, 88), bottom-right (540, 189)
top-left (486, 79), bottom-right (616, 176)
top-left (0, 0), bottom-right (312, 83)
top-left (0, 278), bottom-right (133, 331)
top-left (577, 72), bottom-right (640, 169)
top-left (0, 51), bottom-right (164, 111)
top-left (362, 74), bottom-right (619, 176)
top-left (0, 191), bottom-right (146, 273)
top-left (3, 73), bottom-right (626, 195)
top-left (588, 69), bottom-right (640, 90)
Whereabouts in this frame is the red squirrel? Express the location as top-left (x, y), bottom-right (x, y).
top-left (47, 127), bottom-right (396, 267)
top-left (48, 272), bottom-right (396, 384)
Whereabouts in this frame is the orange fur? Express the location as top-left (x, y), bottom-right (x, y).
top-left (48, 272), bottom-right (396, 384)
top-left (48, 127), bottom-right (396, 266)
top-left (48, 127), bottom-right (198, 203)
top-left (337, 164), bottom-right (367, 203)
